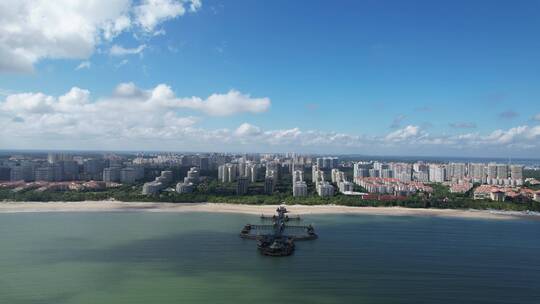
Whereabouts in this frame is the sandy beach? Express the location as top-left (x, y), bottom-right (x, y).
top-left (0, 201), bottom-right (538, 220)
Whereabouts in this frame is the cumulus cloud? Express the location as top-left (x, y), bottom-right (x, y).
top-left (0, 0), bottom-right (201, 72)
top-left (484, 126), bottom-right (540, 145)
top-left (0, 83), bottom-right (270, 142)
top-left (385, 125), bottom-right (425, 142)
top-left (1, 85), bottom-right (540, 154)
top-left (149, 86), bottom-right (271, 116)
top-left (110, 44), bottom-right (147, 56)
top-left (235, 123), bottom-right (262, 137)
top-left (134, 0), bottom-right (197, 32)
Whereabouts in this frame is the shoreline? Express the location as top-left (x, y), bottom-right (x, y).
top-left (0, 201), bottom-right (539, 220)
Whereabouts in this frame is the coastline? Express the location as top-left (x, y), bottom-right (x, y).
top-left (0, 201), bottom-right (538, 220)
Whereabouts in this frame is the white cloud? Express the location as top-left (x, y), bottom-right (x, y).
top-left (134, 0), bottom-right (197, 32)
top-left (484, 126), bottom-right (539, 145)
top-left (75, 61), bottom-right (91, 70)
top-left (385, 125), bottom-right (425, 142)
top-left (0, 0), bottom-right (200, 72)
top-left (110, 44), bottom-right (147, 56)
top-left (149, 86), bottom-right (271, 116)
top-left (235, 123), bottom-right (262, 137)
top-left (2, 85), bottom-right (540, 154)
top-left (0, 83), bottom-right (271, 142)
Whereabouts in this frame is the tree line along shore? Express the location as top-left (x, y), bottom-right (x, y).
top-left (2, 182), bottom-right (540, 212)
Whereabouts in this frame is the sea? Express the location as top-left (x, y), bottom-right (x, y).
top-left (1, 212), bottom-right (539, 304)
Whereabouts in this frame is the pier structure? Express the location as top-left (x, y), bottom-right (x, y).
top-left (240, 205), bottom-right (317, 256)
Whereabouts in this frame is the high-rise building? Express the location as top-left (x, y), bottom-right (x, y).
top-left (380, 169), bottom-right (393, 179)
top-left (61, 160), bottom-right (79, 181)
top-left (83, 159), bottom-right (105, 180)
top-left (293, 169), bottom-right (304, 183)
top-left (469, 163), bottom-right (485, 180)
top-left (316, 157), bottom-right (338, 169)
top-left (0, 167), bottom-right (11, 181)
top-left (373, 162), bottom-right (389, 171)
top-left (496, 164), bottom-right (508, 179)
top-left (412, 171), bottom-right (428, 182)
top-left (353, 162), bottom-right (370, 179)
top-left (120, 168), bottom-right (136, 184)
top-left (48, 153), bottom-right (73, 164)
top-left (312, 166), bottom-right (324, 184)
top-left (331, 169), bottom-right (346, 183)
top-left (198, 157), bottom-right (209, 171)
top-left (429, 165), bottom-right (446, 183)
top-left (317, 181), bottom-right (335, 197)
top-left (316, 158), bottom-right (323, 169)
top-left (127, 164), bottom-right (145, 180)
top-left (368, 169), bottom-right (380, 178)
top-left (35, 166), bottom-right (56, 182)
top-left (245, 163), bottom-right (258, 183)
top-left (293, 181), bottom-right (308, 197)
top-left (264, 177), bottom-right (275, 194)
top-left (236, 177), bottom-right (249, 195)
top-left (338, 181), bottom-right (354, 193)
top-left (449, 163), bottom-right (466, 179)
top-left (218, 163), bottom-right (238, 183)
top-left (413, 162), bottom-right (429, 174)
top-left (510, 165), bottom-right (523, 180)
top-left (487, 163), bottom-right (498, 179)
top-left (103, 167), bottom-right (121, 183)
top-left (10, 163), bottom-right (35, 182)
top-left (184, 167), bottom-right (200, 184)
top-left (159, 170), bottom-right (174, 184)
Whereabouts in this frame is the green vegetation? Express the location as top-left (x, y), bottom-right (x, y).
top-left (2, 179), bottom-right (539, 212)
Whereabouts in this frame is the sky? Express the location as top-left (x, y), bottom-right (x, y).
top-left (1, 0), bottom-right (540, 157)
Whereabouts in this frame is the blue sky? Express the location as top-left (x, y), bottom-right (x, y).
top-left (1, 0), bottom-right (540, 156)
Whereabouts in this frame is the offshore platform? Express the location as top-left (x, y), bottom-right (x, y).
top-left (239, 205), bottom-right (317, 256)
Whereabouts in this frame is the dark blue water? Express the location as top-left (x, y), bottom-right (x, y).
top-left (0, 212), bottom-right (539, 303)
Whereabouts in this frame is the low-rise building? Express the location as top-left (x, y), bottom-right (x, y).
top-left (355, 177), bottom-right (432, 196)
top-left (176, 182), bottom-right (194, 194)
top-left (449, 182), bottom-right (473, 194)
top-left (473, 184), bottom-right (535, 202)
top-left (142, 181), bottom-right (163, 195)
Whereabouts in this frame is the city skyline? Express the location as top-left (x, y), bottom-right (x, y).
top-left (1, 0), bottom-right (540, 157)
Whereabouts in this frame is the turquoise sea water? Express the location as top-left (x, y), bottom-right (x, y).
top-left (1, 212), bottom-right (539, 304)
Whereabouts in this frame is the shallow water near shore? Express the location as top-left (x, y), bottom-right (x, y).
top-left (1, 212), bottom-right (539, 303)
